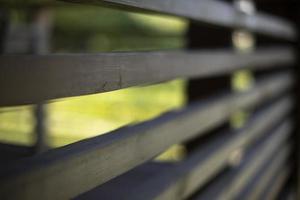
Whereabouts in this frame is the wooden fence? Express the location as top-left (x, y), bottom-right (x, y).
top-left (0, 0), bottom-right (299, 199)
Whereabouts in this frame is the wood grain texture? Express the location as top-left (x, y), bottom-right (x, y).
top-left (65, 0), bottom-right (296, 40)
top-left (76, 97), bottom-right (292, 200)
top-left (0, 47), bottom-right (295, 106)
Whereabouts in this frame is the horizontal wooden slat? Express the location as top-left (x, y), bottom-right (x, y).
top-left (217, 136), bottom-right (290, 200)
top-left (76, 98), bottom-right (292, 200)
top-left (194, 125), bottom-right (291, 200)
top-left (0, 47), bottom-right (294, 106)
top-left (65, 0), bottom-right (296, 40)
top-left (152, 120), bottom-right (292, 200)
top-left (236, 146), bottom-right (290, 200)
top-left (75, 161), bottom-right (177, 200)
top-left (0, 73), bottom-right (292, 200)
top-left (260, 166), bottom-right (290, 200)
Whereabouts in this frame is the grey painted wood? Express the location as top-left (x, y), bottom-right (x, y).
top-left (65, 0), bottom-right (296, 40)
top-left (237, 150), bottom-right (289, 200)
top-left (194, 123), bottom-right (291, 200)
top-left (220, 135), bottom-right (290, 200)
top-left (152, 112), bottom-right (292, 200)
top-left (3, 8), bottom-right (52, 153)
top-left (109, 119), bottom-right (292, 200)
top-left (75, 162), bottom-right (177, 200)
top-left (260, 166), bottom-right (290, 200)
top-left (0, 73), bottom-right (292, 200)
top-left (30, 8), bottom-right (53, 154)
top-left (76, 97), bottom-right (292, 200)
top-left (171, 112), bottom-right (290, 200)
top-left (0, 47), bottom-right (295, 106)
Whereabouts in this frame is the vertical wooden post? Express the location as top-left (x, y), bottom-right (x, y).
top-left (186, 22), bottom-right (232, 103)
top-left (30, 8), bottom-right (52, 153)
top-left (230, 0), bottom-right (256, 130)
top-left (185, 0), bottom-right (256, 163)
top-left (2, 8), bottom-right (52, 153)
top-left (185, 23), bottom-right (232, 152)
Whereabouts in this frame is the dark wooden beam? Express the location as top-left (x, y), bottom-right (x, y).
top-left (185, 21), bottom-right (232, 152)
top-left (30, 8), bottom-right (53, 153)
top-left (0, 47), bottom-right (294, 106)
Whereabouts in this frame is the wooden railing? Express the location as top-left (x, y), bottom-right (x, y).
top-left (0, 0), bottom-right (298, 200)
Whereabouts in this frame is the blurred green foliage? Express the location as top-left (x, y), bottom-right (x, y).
top-left (0, 5), bottom-right (253, 162)
top-left (0, 6), bottom-right (187, 148)
top-left (53, 5), bottom-right (187, 52)
top-left (48, 80), bottom-right (185, 146)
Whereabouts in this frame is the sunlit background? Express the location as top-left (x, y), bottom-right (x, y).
top-left (0, 4), bottom-right (253, 161)
top-left (0, 5), bottom-right (187, 158)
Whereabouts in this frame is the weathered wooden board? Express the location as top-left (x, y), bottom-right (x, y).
top-left (152, 100), bottom-right (293, 200)
top-left (237, 149), bottom-right (289, 200)
top-left (194, 126), bottom-right (291, 200)
top-left (0, 73), bottom-right (292, 200)
top-left (0, 72), bottom-right (292, 199)
top-left (216, 135), bottom-right (290, 200)
top-left (76, 99), bottom-right (292, 200)
top-left (0, 47), bottom-right (294, 106)
top-left (260, 166), bottom-right (290, 200)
